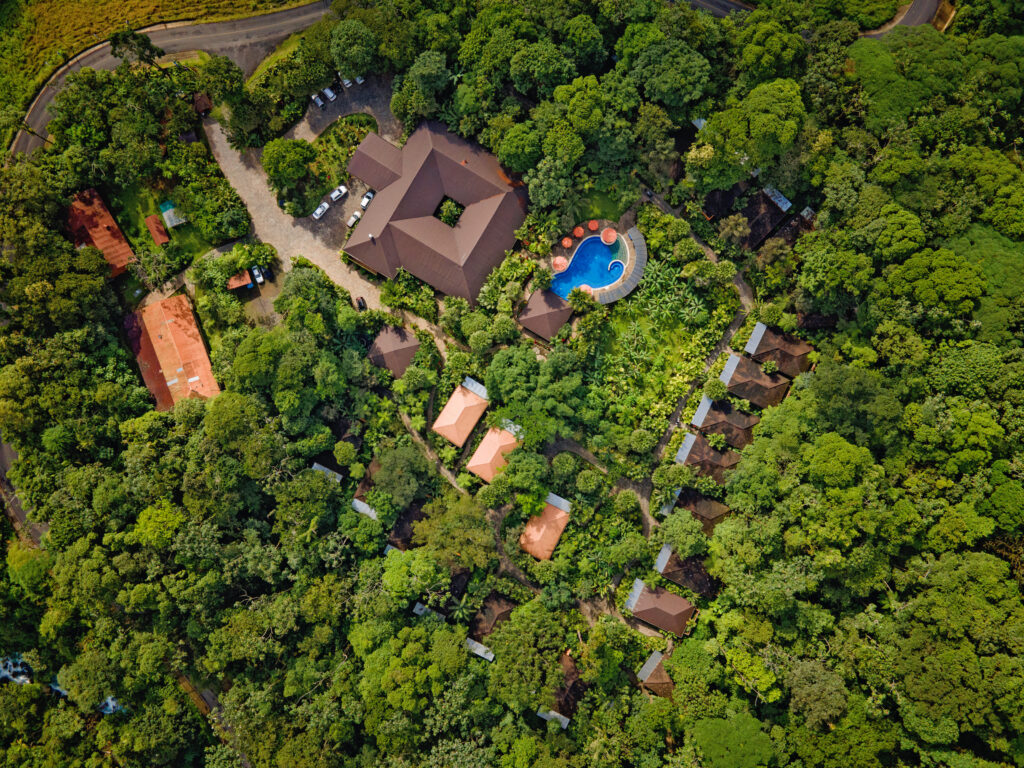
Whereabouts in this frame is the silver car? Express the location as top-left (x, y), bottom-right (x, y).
top-left (347, 210), bottom-right (362, 227)
top-left (312, 202), bottom-right (330, 220)
top-left (322, 86), bottom-right (337, 102)
top-left (360, 190), bottom-right (375, 209)
top-left (330, 184), bottom-right (348, 202)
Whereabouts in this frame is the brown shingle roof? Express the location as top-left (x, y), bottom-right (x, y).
top-left (520, 497), bottom-right (570, 560)
top-left (677, 489), bottom-right (731, 534)
top-left (469, 592), bottom-right (516, 640)
top-left (518, 289), bottom-right (573, 339)
top-left (144, 214), bottom-right (170, 246)
top-left (432, 383), bottom-right (488, 447)
top-left (67, 189), bottom-right (135, 277)
top-left (637, 651), bottom-right (674, 698)
top-left (744, 323), bottom-right (813, 378)
top-left (719, 353), bottom-right (790, 409)
top-left (655, 544), bottom-right (721, 598)
top-left (675, 432), bottom-right (741, 484)
top-left (125, 294), bottom-right (219, 410)
top-left (553, 652), bottom-right (588, 717)
top-left (691, 396), bottom-right (760, 448)
top-left (345, 122), bottom-right (528, 301)
top-left (367, 325), bottom-right (421, 377)
top-left (466, 427), bottom-right (520, 483)
top-left (624, 579), bottom-right (696, 636)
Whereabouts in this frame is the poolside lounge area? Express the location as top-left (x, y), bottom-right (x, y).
top-left (550, 220), bottom-right (647, 305)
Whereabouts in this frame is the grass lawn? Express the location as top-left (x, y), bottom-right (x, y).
top-left (581, 189), bottom-right (631, 222)
top-left (109, 180), bottom-right (214, 263)
top-left (0, 0), bottom-right (308, 147)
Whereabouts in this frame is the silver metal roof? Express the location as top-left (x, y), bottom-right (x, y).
top-left (536, 708), bottom-right (570, 729)
top-left (312, 462), bottom-right (343, 482)
top-left (691, 396), bottom-right (713, 427)
top-left (654, 544), bottom-right (673, 574)
top-left (658, 487), bottom-right (682, 516)
top-left (636, 651), bottom-right (664, 683)
top-left (351, 498), bottom-right (378, 520)
top-left (719, 354), bottom-right (740, 386)
top-left (462, 376), bottom-right (489, 401)
top-left (674, 432), bottom-right (696, 464)
top-left (624, 578), bottom-right (646, 612)
top-left (546, 491), bottom-right (571, 513)
top-left (744, 322), bottom-right (767, 356)
top-left (465, 638), bottom-right (495, 662)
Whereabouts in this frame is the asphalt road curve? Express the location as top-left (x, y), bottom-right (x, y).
top-left (10, 1), bottom-right (329, 156)
top-left (898, 0), bottom-right (941, 26)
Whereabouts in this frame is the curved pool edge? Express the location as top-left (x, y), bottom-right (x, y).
top-left (591, 228), bottom-right (647, 305)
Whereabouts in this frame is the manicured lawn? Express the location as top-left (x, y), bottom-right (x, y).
top-left (581, 189), bottom-right (631, 222)
top-left (0, 0), bottom-right (306, 146)
top-left (109, 180), bottom-right (214, 263)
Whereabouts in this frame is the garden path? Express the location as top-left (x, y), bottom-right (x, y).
top-left (487, 507), bottom-right (540, 593)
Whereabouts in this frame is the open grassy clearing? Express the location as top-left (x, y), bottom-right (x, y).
top-left (108, 180), bottom-right (215, 264)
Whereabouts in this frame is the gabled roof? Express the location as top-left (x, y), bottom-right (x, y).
top-left (466, 426), bottom-right (520, 482)
top-left (367, 325), bottom-right (421, 377)
top-left (655, 544), bottom-right (720, 598)
top-left (624, 579), bottom-right (696, 637)
top-left (637, 651), bottom-right (674, 698)
top-left (347, 132), bottom-right (403, 190)
top-left (518, 289), bottom-right (572, 339)
top-left (432, 378), bottom-right (488, 447)
top-left (470, 592), bottom-right (516, 640)
top-left (125, 294), bottom-right (219, 410)
top-left (719, 353), bottom-right (790, 409)
top-left (744, 322), bottom-right (813, 378)
top-left (345, 122), bottom-right (528, 301)
top-left (67, 189), bottom-right (135, 277)
top-left (144, 214), bottom-right (170, 245)
top-left (691, 396), bottom-right (760, 448)
top-left (674, 432), bottom-right (740, 484)
top-left (387, 503), bottom-right (426, 551)
top-left (677, 489), bottom-right (731, 535)
top-left (520, 494), bottom-right (571, 560)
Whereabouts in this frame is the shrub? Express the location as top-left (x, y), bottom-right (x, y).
top-left (576, 468), bottom-right (603, 495)
top-left (703, 378), bottom-right (728, 401)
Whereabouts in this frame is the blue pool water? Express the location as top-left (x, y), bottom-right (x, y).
top-left (551, 235), bottom-right (624, 299)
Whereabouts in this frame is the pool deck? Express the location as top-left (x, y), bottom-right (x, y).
top-left (551, 220), bottom-right (647, 305)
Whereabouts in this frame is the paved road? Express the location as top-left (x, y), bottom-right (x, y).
top-left (11, 1), bottom-right (329, 156)
top-left (897, 0), bottom-right (940, 26)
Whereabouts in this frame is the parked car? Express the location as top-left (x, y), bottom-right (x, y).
top-left (322, 86), bottom-right (337, 102)
top-left (330, 184), bottom-right (349, 202)
top-left (312, 202), bottom-right (330, 220)
top-left (360, 190), bottom-right (375, 209)
top-left (251, 265), bottom-right (265, 285)
top-left (346, 210), bottom-right (362, 227)
top-left (311, 93), bottom-right (325, 110)
top-left (355, 75), bottom-right (365, 85)
top-left (355, 297), bottom-right (367, 311)
top-left (643, 187), bottom-right (654, 198)
top-left (262, 265), bottom-right (274, 282)
top-left (341, 77), bottom-right (353, 89)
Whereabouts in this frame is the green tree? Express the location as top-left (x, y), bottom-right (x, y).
top-left (261, 138), bottom-right (316, 195)
top-left (331, 19), bottom-right (378, 79)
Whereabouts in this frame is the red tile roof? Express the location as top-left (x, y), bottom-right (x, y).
top-left (520, 502), bottom-right (570, 560)
top-left (67, 189), bottom-right (135, 277)
top-left (226, 270), bottom-right (252, 290)
top-left (125, 294), bottom-right (220, 411)
top-left (466, 427), bottom-right (520, 482)
top-left (432, 384), bottom-right (488, 447)
top-left (145, 214), bottom-right (170, 246)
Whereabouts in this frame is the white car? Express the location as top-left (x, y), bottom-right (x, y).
top-left (341, 77), bottom-right (353, 89)
top-left (347, 210), bottom-right (362, 227)
top-left (355, 75), bottom-right (365, 85)
top-left (251, 265), bottom-right (264, 284)
top-left (360, 190), bottom-right (375, 209)
top-left (312, 202), bottom-right (330, 220)
top-left (322, 86), bottom-right (337, 102)
top-left (329, 184), bottom-right (349, 202)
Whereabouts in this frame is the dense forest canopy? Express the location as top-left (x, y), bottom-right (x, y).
top-left (2, 0), bottom-right (1024, 767)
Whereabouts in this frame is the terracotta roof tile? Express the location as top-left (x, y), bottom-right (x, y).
top-left (67, 189), bottom-right (135, 277)
top-left (432, 384), bottom-right (488, 447)
top-left (466, 427), bottom-right (520, 482)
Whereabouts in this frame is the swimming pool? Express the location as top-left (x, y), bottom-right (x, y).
top-left (551, 235), bottom-right (625, 299)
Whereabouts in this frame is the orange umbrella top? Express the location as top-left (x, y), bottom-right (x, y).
top-left (572, 225), bottom-right (584, 238)
top-left (561, 237), bottom-right (573, 248)
top-left (601, 227), bottom-right (617, 245)
top-left (587, 220), bottom-right (599, 231)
